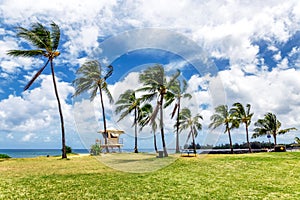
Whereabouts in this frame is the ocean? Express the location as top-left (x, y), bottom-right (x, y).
top-left (0, 148), bottom-right (157, 158)
top-left (0, 149), bottom-right (90, 158)
top-left (0, 148), bottom-right (203, 158)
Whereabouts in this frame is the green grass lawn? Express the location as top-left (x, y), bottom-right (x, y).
top-left (0, 152), bottom-right (299, 199)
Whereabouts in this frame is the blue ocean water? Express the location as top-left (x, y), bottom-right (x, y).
top-left (0, 148), bottom-right (202, 158)
top-left (0, 149), bottom-right (90, 158)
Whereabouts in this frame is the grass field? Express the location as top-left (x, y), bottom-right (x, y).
top-left (0, 152), bottom-right (299, 199)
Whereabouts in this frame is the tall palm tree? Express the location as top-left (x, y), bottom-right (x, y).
top-left (252, 112), bottom-right (297, 146)
top-left (178, 108), bottom-right (203, 154)
top-left (138, 103), bottom-right (158, 153)
top-left (7, 22), bottom-right (67, 159)
top-left (231, 102), bottom-right (254, 153)
top-left (209, 105), bottom-right (238, 154)
top-left (165, 77), bottom-right (192, 153)
top-left (115, 89), bottom-right (140, 153)
top-left (73, 60), bottom-right (113, 153)
top-left (138, 64), bottom-right (180, 157)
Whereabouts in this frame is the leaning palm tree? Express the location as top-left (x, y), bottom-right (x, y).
top-left (209, 105), bottom-right (238, 154)
top-left (231, 102), bottom-right (254, 153)
top-left (138, 103), bottom-right (158, 153)
top-left (138, 64), bottom-right (180, 157)
top-left (165, 77), bottom-right (192, 153)
top-left (252, 112), bottom-right (297, 146)
top-left (178, 108), bottom-right (203, 154)
top-left (7, 22), bottom-right (67, 159)
top-left (115, 89), bottom-right (140, 153)
top-left (73, 60), bottom-right (113, 153)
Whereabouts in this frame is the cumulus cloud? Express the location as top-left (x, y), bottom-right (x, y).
top-left (0, 75), bottom-right (75, 140)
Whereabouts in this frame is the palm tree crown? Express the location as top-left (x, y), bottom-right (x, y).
top-left (252, 112), bottom-right (297, 146)
top-left (7, 22), bottom-right (61, 90)
top-left (7, 22), bottom-right (67, 159)
top-left (73, 60), bottom-right (113, 103)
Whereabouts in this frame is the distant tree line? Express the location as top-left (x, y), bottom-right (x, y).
top-left (185, 141), bottom-right (298, 150)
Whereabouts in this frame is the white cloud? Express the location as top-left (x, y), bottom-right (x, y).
top-left (6, 133), bottom-right (14, 139)
top-left (273, 52), bottom-right (282, 61)
top-left (0, 75), bottom-right (74, 135)
top-left (21, 133), bottom-right (37, 142)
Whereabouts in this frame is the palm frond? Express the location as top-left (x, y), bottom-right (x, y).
top-left (90, 85), bottom-right (99, 101)
top-left (183, 93), bottom-right (192, 99)
top-left (117, 109), bottom-right (132, 122)
top-left (278, 127), bottom-right (297, 135)
top-left (102, 83), bottom-right (114, 104)
top-left (182, 79), bottom-right (188, 93)
top-left (31, 23), bottom-right (51, 50)
top-left (167, 69), bottom-right (181, 88)
top-left (72, 79), bottom-right (93, 97)
top-left (15, 26), bottom-right (48, 50)
top-left (104, 65), bottom-right (113, 80)
top-left (50, 22), bottom-right (60, 50)
top-left (140, 93), bottom-right (157, 102)
top-left (163, 91), bottom-right (175, 108)
top-left (7, 49), bottom-right (45, 57)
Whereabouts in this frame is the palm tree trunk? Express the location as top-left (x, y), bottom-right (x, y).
top-left (50, 60), bottom-right (67, 159)
top-left (175, 99), bottom-right (180, 153)
top-left (153, 131), bottom-right (158, 153)
top-left (191, 130), bottom-right (196, 155)
top-left (245, 124), bottom-right (252, 153)
top-left (160, 95), bottom-right (168, 157)
top-left (134, 107), bottom-right (138, 153)
top-left (226, 123), bottom-right (233, 154)
top-left (273, 134), bottom-right (277, 146)
top-left (98, 84), bottom-right (109, 153)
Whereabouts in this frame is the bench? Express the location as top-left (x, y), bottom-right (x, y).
top-left (180, 149), bottom-right (196, 157)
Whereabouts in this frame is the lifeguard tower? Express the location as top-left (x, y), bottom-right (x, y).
top-left (98, 129), bottom-right (124, 152)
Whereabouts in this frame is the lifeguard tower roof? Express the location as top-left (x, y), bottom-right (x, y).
top-left (98, 129), bottom-right (124, 135)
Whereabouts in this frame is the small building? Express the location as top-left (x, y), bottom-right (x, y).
top-left (98, 129), bottom-right (124, 152)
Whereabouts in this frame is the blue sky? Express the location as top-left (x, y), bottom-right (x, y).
top-left (0, 0), bottom-right (300, 150)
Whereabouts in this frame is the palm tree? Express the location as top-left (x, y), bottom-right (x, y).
top-left (115, 89), bottom-right (140, 153)
top-left (138, 64), bottom-right (180, 157)
top-left (252, 112), bottom-right (297, 146)
top-left (231, 102), bottom-right (254, 153)
top-left (73, 60), bottom-right (113, 153)
top-left (165, 77), bottom-right (192, 153)
top-left (209, 105), bottom-right (238, 154)
top-left (178, 108), bottom-right (203, 154)
top-left (7, 22), bottom-right (67, 159)
top-left (138, 103), bottom-right (158, 153)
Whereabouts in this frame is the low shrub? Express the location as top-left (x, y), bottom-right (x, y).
top-left (66, 146), bottom-right (72, 154)
top-left (90, 143), bottom-right (102, 155)
top-left (0, 153), bottom-right (11, 158)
